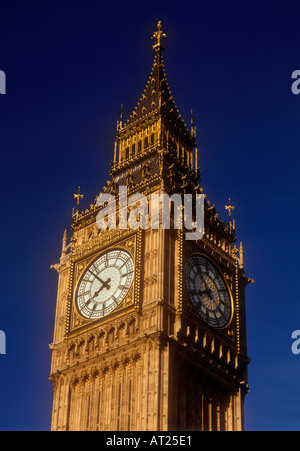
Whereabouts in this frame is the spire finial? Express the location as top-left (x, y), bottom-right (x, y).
top-left (225, 198), bottom-right (236, 231)
top-left (190, 109), bottom-right (196, 138)
top-left (117, 104), bottom-right (124, 131)
top-left (74, 186), bottom-right (84, 206)
top-left (190, 109), bottom-right (194, 125)
top-left (225, 198), bottom-right (235, 217)
top-left (151, 20), bottom-right (167, 53)
top-left (72, 186), bottom-right (84, 221)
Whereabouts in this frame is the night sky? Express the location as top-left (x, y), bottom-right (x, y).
top-left (1, 0), bottom-right (300, 431)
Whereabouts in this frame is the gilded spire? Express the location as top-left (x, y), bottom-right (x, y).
top-left (225, 198), bottom-right (236, 231)
top-left (117, 21), bottom-right (196, 149)
top-left (72, 186), bottom-right (84, 221)
top-left (74, 186), bottom-right (84, 206)
top-left (225, 198), bottom-right (235, 217)
top-left (190, 109), bottom-right (196, 138)
top-left (151, 20), bottom-right (167, 53)
top-left (117, 104), bottom-right (124, 131)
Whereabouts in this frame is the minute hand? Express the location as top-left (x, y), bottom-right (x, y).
top-left (89, 270), bottom-right (105, 285)
top-left (198, 273), bottom-right (210, 291)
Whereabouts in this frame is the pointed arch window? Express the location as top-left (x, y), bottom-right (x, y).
top-left (144, 136), bottom-right (148, 149)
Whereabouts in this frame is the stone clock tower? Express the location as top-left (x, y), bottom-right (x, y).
top-left (49, 22), bottom-right (251, 431)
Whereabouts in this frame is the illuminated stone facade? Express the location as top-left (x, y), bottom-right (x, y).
top-left (49, 22), bottom-right (251, 431)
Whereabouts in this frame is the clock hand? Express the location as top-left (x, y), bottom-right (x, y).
top-left (191, 286), bottom-right (211, 297)
top-left (98, 275), bottom-right (108, 285)
top-left (92, 277), bottom-right (112, 299)
top-left (197, 274), bottom-right (216, 300)
top-left (92, 286), bottom-right (105, 298)
top-left (101, 277), bottom-right (111, 290)
top-left (88, 270), bottom-right (107, 286)
top-left (198, 273), bottom-right (210, 292)
top-left (191, 287), bottom-right (207, 296)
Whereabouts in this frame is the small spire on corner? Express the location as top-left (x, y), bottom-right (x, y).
top-left (72, 186), bottom-right (84, 221)
top-left (225, 198), bottom-right (236, 232)
top-left (190, 109), bottom-right (196, 138)
top-left (117, 104), bottom-right (124, 131)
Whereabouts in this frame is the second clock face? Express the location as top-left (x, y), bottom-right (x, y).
top-left (76, 249), bottom-right (134, 319)
top-left (184, 254), bottom-right (232, 328)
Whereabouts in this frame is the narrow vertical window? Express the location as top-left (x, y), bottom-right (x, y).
top-left (128, 379), bottom-right (132, 431)
top-left (96, 391), bottom-right (101, 427)
top-left (86, 395), bottom-right (91, 430)
top-left (117, 383), bottom-right (121, 431)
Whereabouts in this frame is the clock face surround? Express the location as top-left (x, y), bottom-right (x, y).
top-left (76, 249), bottom-right (134, 320)
top-left (184, 254), bottom-right (232, 328)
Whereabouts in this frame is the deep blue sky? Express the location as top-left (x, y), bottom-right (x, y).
top-left (1, 0), bottom-right (300, 431)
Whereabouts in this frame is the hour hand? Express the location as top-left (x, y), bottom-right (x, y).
top-left (192, 288), bottom-right (210, 296)
top-left (101, 277), bottom-right (111, 290)
top-left (191, 288), bottom-right (213, 303)
top-left (92, 286), bottom-right (105, 298)
top-left (92, 277), bottom-right (112, 298)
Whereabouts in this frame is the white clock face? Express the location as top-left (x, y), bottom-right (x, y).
top-left (76, 249), bottom-right (134, 319)
top-left (184, 255), bottom-right (232, 328)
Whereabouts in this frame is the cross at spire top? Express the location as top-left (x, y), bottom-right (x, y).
top-left (225, 198), bottom-right (235, 217)
top-left (225, 198), bottom-right (236, 232)
top-left (74, 186), bottom-right (84, 206)
top-left (151, 20), bottom-right (167, 53)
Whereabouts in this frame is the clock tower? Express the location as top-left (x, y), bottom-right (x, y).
top-left (49, 21), bottom-right (251, 431)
